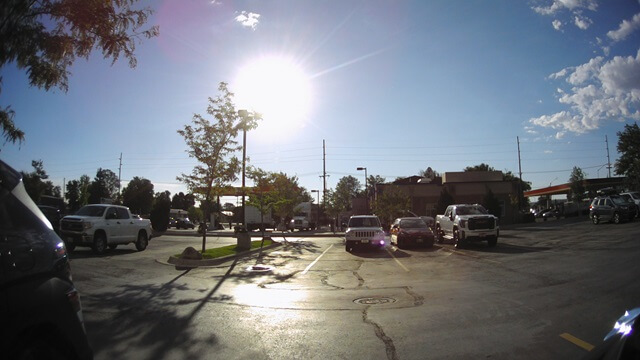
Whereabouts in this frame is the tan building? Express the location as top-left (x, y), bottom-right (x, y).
top-left (375, 171), bottom-right (520, 224)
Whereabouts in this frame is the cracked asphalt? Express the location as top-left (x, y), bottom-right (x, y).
top-left (70, 218), bottom-right (640, 359)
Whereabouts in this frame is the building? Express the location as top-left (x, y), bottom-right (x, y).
top-left (375, 171), bottom-right (520, 224)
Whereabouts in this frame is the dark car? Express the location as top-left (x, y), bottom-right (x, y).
top-left (589, 195), bottom-right (637, 224)
top-left (176, 218), bottom-right (196, 229)
top-left (0, 160), bottom-right (93, 359)
top-left (38, 204), bottom-right (62, 234)
top-left (583, 307), bottom-right (640, 359)
top-left (390, 217), bottom-right (435, 249)
top-left (542, 208), bottom-right (560, 221)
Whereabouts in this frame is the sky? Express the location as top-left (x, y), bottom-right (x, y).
top-left (2, 0), bottom-right (640, 206)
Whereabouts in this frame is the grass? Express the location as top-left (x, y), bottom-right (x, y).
top-left (176, 239), bottom-right (275, 259)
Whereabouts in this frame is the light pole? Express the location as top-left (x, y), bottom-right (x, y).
top-left (238, 110), bottom-right (249, 229)
top-left (311, 190), bottom-right (319, 228)
top-left (357, 167), bottom-right (368, 214)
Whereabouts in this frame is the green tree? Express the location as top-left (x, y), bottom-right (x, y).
top-left (177, 82), bottom-right (260, 252)
top-left (568, 167), bottom-right (587, 202)
top-left (482, 188), bottom-right (501, 217)
top-left (122, 176), bottom-right (154, 215)
top-left (464, 163), bottom-right (495, 172)
top-left (366, 174), bottom-right (385, 199)
top-left (0, 0), bottom-right (158, 145)
top-left (66, 175), bottom-right (91, 211)
top-left (372, 187), bottom-right (410, 227)
top-left (87, 168), bottom-right (119, 204)
top-left (150, 190), bottom-right (171, 232)
top-left (171, 192), bottom-right (196, 210)
top-left (436, 187), bottom-right (455, 214)
top-left (418, 167), bottom-right (440, 178)
top-left (21, 160), bottom-right (60, 203)
top-left (332, 175), bottom-right (361, 212)
top-left (615, 123), bottom-right (640, 191)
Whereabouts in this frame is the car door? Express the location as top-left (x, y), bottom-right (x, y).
top-left (599, 198), bottom-right (614, 221)
top-left (115, 207), bottom-right (136, 243)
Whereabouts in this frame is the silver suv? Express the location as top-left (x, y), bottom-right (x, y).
top-left (344, 215), bottom-right (386, 252)
top-left (589, 195), bottom-right (637, 224)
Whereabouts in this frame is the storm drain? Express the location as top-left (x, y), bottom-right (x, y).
top-left (353, 296), bottom-right (396, 305)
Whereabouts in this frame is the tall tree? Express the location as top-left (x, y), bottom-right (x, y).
top-left (615, 123), bottom-right (640, 191)
top-left (0, 0), bottom-right (158, 145)
top-left (66, 175), bottom-right (91, 211)
top-left (464, 163), bottom-right (496, 172)
top-left (372, 187), bottom-right (410, 227)
top-left (87, 168), bottom-right (119, 204)
top-left (436, 187), bottom-right (455, 214)
top-left (21, 160), bottom-right (60, 203)
top-left (568, 167), bottom-right (587, 202)
top-left (246, 167), bottom-right (309, 226)
top-left (177, 82), bottom-right (260, 252)
top-left (482, 188), bottom-right (501, 217)
top-left (171, 192), bottom-right (196, 210)
top-left (332, 175), bottom-right (361, 212)
top-left (366, 174), bottom-right (386, 199)
top-left (150, 190), bottom-right (171, 232)
top-left (122, 176), bottom-right (154, 215)
top-left (418, 167), bottom-right (440, 178)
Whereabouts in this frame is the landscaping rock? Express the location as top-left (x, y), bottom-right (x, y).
top-left (181, 246), bottom-right (203, 260)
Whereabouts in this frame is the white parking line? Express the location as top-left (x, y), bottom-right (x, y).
top-left (386, 248), bottom-right (410, 272)
top-left (302, 244), bottom-right (334, 275)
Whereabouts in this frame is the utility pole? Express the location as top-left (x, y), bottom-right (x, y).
top-left (517, 136), bottom-right (523, 210)
top-left (118, 153), bottom-right (122, 196)
top-left (605, 135), bottom-right (612, 178)
top-left (322, 139), bottom-right (327, 204)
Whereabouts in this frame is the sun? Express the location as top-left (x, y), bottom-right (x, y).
top-left (234, 56), bottom-right (312, 137)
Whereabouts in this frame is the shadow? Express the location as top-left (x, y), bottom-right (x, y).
top-left (350, 246), bottom-right (412, 259)
top-left (83, 259), bottom-right (239, 359)
top-left (456, 242), bottom-right (551, 254)
top-left (401, 245), bottom-right (442, 253)
top-left (67, 248), bottom-right (138, 259)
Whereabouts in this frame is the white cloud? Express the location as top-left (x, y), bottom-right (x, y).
top-left (235, 11), bottom-right (260, 30)
top-left (552, 19), bottom-right (563, 31)
top-left (544, 150), bottom-right (553, 153)
top-left (607, 13), bottom-right (640, 42)
top-left (530, 50), bottom-right (640, 135)
top-left (532, 0), bottom-right (598, 15)
top-left (574, 15), bottom-right (592, 30)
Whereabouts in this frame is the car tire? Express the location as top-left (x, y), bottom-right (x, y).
top-left (592, 215), bottom-right (599, 224)
top-left (488, 236), bottom-right (497, 247)
top-left (612, 212), bottom-right (621, 224)
top-left (135, 231), bottom-right (148, 251)
top-left (108, 244), bottom-right (118, 250)
top-left (93, 233), bottom-right (107, 255)
top-left (453, 229), bottom-right (464, 249)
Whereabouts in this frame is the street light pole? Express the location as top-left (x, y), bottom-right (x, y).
top-left (357, 167), bottom-right (368, 214)
top-left (239, 110), bottom-right (249, 229)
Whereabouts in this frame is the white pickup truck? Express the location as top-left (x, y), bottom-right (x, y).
top-left (60, 204), bottom-right (153, 254)
top-left (435, 204), bottom-right (499, 248)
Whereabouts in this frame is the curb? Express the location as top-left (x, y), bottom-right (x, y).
top-left (165, 241), bottom-right (283, 268)
top-left (157, 229), bottom-right (345, 238)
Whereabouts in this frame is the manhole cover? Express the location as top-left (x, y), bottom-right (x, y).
top-left (245, 265), bottom-right (274, 273)
top-left (353, 296), bottom-right (396, 305)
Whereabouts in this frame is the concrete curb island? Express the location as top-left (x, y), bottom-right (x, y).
top-left (165, 241), bottom-right (283, 268)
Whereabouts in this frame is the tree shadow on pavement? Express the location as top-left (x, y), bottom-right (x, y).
top-left (84, 259), bottom-right (240, 360)
top-left (459, 242), bottom-right (551, 254)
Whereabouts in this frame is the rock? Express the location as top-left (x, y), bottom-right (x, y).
top-left (180, 246), bottom-right (202, 260)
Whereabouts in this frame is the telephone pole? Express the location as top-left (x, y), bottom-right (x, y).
top-left (118, 153), bottom-right (123, 196)
top-left (517, 136), bottom-right (523, 210)
top-left (605, 135), bottom-right (612, 178)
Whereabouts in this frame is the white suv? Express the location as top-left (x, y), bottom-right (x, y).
top-left (344, 215), bottom-right (386, 252)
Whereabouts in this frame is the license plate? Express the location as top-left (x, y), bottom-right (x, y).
top-left (360, 240), bottom-right (369, 243)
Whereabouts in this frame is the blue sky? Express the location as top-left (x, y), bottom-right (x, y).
top-left (2, 0), bottom-right (640, 205)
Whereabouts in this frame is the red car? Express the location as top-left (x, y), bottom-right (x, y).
top-left (390, 217), bottom-right (434, 249)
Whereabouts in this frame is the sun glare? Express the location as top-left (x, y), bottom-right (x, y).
top-left (234, 56), bottom-right (311, 137)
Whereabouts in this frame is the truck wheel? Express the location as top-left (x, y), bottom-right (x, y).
top-left (592, 215), bottom-right (599, 224)
top-left (612, 212), bottom-right (621, 224)
top-left (453, 229), bottom-right (464, 249)
top-left (93, 233), bottom-right (107, 255)
top-left (135, 232), bottom-right (148, 251)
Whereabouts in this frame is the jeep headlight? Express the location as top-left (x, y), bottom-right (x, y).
top-left (83, 222), bottom-right (93, 230)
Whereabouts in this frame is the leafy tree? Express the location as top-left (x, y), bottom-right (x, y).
top-left (436, 187), bottom-right (455, 214)
top-left (418, 167), bottom-right (440, 178)
top-left (21, 160), bottom-right (60, 203)
top-left (372, 187), bottom-right (410, 227)
top-left (122, 176), bottom-right (154, 215)
top-left (171, 192), bottom-right (196, 210)
top-left (332, 175), bottom-right (361, 212)
top-left (615, 123), bottom-right (640, 191)
top-left (323, 189), bottom-right (341, 231)
top-left (66, 175), bottom-right (91, 211)
top-left (568, 167), bottom-right (587, 202)
top-left (366, 174), bottom-right (385, 199)
top-left (464, 163), bottom-right (495, 172)
top-left (177, 82), bottom-right (260, 252)
top-left (87, 168), bottom-right (119, 204)
top-left (0, 0), bottom-right (158, 145)
top-left (150, 191), bottom-right (171, 232)
top-left (464, 163), bottom-right (531, 209)
top-left (188, 206), bottom-right (203, 223)
top-left (482, 188), bottom-right (501, 217)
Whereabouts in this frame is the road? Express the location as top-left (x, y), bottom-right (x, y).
top-left (70, 218), bottom-right (640, 359)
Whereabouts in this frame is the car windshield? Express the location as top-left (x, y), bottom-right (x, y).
top-left (456, 206), bottom-right (488, 215)
top-left (400, 219), bottom-right (427, 228)
top-left (75, 206), bottom-right (106, 217)
top-left (349, 217), bottom-right (380, 228)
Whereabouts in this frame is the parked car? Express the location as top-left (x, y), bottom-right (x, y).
top-left (589, 195), bottom-right (637, 224)
top-left (583, 307), bottom-right (640, 360)
top-left (176, 217), bottom-right (196, 229)
top-left (0, 160), bottom-right (93, 359)
top-left (344, 215), bottom-right (386, 252)
top-left (542, 208), bottom-right (560, 221)
top-left (534, 208), bottom-right (551, 218)
top-left (620, 191), bottom-right (640, 217)
top-left (419, 215), bottom-right (435, 230)
top-left (390, 217), bottom-right (434, 248)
